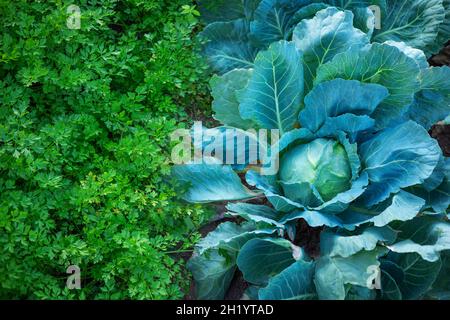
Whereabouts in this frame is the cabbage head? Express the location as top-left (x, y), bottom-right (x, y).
top-left (280, 138), bottom-right (352, 203)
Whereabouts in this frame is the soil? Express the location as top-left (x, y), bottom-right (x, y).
top-left (293, 220), bottom-right (322, 260)
top-left (183, 41), bottom-right (450, 300)
top-left (224, 271), bottom-right (249, 300)
top-left (429, 40), bottom-right (450, 157)
top-left (431, 125), bottom-right (450, 157)
top-left (429, 41), bottom-right (450, 67)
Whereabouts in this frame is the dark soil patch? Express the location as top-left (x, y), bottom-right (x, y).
top-left (427, 42), bottom-right (450, 157)
top-left (224, 271), bottom-right (249, 300)
top-left (429, 41), bottom-right (450, 67)
top-left (431, 125), bottom-right (450, 157)
top-left (294, 219), bottom-right (322, 260)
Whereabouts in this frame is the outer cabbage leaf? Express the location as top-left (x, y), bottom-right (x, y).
top-left (189, 220), bottom-right (275, 300)
top-left (238, 40), bottom-right (304, 134)
top-left (188, 250), bottom-right (237, 300)
top-left (437, 0), bottom-right (450, 44)
top-left (406, 66), bottom-right (450, 130)
top-left (383, 41), bottom-right (429, 69)
top-left (315, 114), bottom-right (376, 141)
top-left (210, 69), bottom-right (256, 129)
top-left (199, 126), bottom-right (261, 170)
top-left (258, 260), bottom-right (317, 300)
top-left (379, 259), bottom-right (404, 300)
top-left (250, 0), bottom-right (315, 47)
top-left (243, 286), bottom-right (261, 300)
top-left (359, 121), bottom-right (441, 206)
top-left (293, 7), bottom-right (369, 92)
top-left (195, 221), bottom-right (275, 255)
top-left (320, 1), bottom-right (386, 35)
top-left (198, 0), bottom-right (262, 23)
top-left (291, 3), bottom-right (329, 25)
top-left (422, 156), bottom-right (448, 192)
top-left (426, 0), bottom-right (450, 55)
top-left (321, 226), bottom-right (397, 258)
top-left (201, 19), bottom-right (258, 74)
top-left (315, 43), bottom-right (421, 128)
top-left (352, 6), bottom-right (374, 36)
top-left (426, 252), bottom-right (450, 300)
top-left (380, 253), bottom-right (442, 300)
top-left (237, 238), bottom-right (299, 285)
top-left (280, 210), bottom-right (351, 229)
top-left (372, 0), bottom-right (445, 51)
top-left (340, 190), bottom-right (426, 228)
top-left (408, 180), bottom-right (450, 214)
top-left (314, 248), bottom-right (386, 300)
top-left (346, 285), bottom-right (377, 300)
top-left (280, 190), bottom-right (425, 230)
top-left (280, 181), bottom-right (324, 208)
top-left (245, 169), bottom-right (283, 195)
top-left (388, 216), bottom-right (450, 262)
top-left (407, 157), bottom-right (449, 214)
top-left (226, 203), bottom-right (285, 225)
top-left (275, 127), bottom-right (316, 154)
top-left (321, 0), bottom-right (384, 9)
top-left (299, 79), bottom-right (389, 133)
top-left (172, 160), bottom-right (260, 203)
top-left (226, 203), bottom-right (281, 220)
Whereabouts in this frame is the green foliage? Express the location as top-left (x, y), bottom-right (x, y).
top-left (0, 0), bottom-right (211, 299)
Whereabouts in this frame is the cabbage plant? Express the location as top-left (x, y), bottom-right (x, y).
top-left (173, 5), bottom-right (450, 300)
